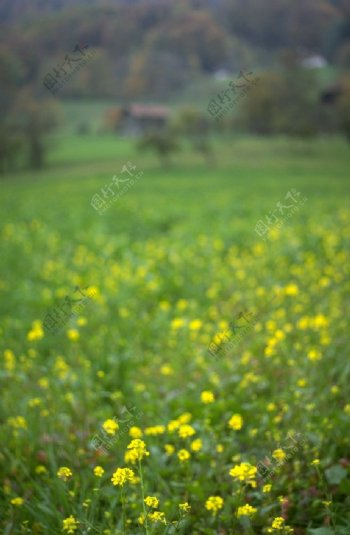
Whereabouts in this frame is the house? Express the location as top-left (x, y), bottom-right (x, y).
top-left (119, 104), bottom-right (170, 136)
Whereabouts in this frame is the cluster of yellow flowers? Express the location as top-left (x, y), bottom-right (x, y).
top-left (229, 462), bottom-right (257, 487)
top-left (123, 439), bottom-right (150, 464)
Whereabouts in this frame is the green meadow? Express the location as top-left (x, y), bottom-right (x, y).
top-left (1, 111), bottom-right (350, 534)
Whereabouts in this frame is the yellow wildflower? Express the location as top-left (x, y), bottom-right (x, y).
top-left (67, 328), bottom-right (79, 341)
top-left (62, 515), bottom-right (78, 534)
top-left (144, 425), bottom-right (165, 436)
top-left (144, 496), bottom-right (159, 508)
top-left (57, 467), bottom-right (73, 481)
top-left (200, 390), bottom-right (215, 404)
top-left (102, 419), bottom-right (119, 435)
top-left (272, 449), bottom-right (286, 462)
top-left (229, 462), bottom-right (257, 487)
top-left (35, 465), bottom-right (47, 475)
top-left (129, 426), bottom-right (143, 438)
top-left (160, 365), bottom-right (173, 375)
top-left (7, 416), bottom-right (27, 430)
top-left (178, 424), bottom-right (196, 438)
top-left (271, 516), bottom-right (285, 530)
top-left (148, 511), bottom-right (166, 524)
top-left (189, 319), bottom-right (202, 330)
top-left (125, 439), bottom-right (149, 464)
top-left (177, 449), bottom-right (191, 462)
top-left (307, 349), bottom-right (321, 362)
top-left (165, 444), bottom-right (175, 456)
top-left (111, 467), bottom-right (135, 486)
top-left (27, 320), bottom-right (44, 341)
top-left (93, 466), bottom-right (104, 477)
top-left (190, 438), bottom-right (203, 452)
top-left (11, 497), bottom-right (24, 506)
top-left (205, 496), bottom-right (224, 515)
top-left (236, 504), bottom-right (257, 517)
top-left (228, 414), bottom-right (243, 431)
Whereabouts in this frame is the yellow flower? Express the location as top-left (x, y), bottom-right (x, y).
top-left (93, 466), bottom-right (104, 477)
top-left (189, 319), bottom-right (202, 331)
top-left (62, 515), bottom-right (79, 534)
top-left (27, 320), bottom-right (44, 341)
top-left (178, 424), bottom-right (196, 438)
top-left (165, 444), bottom-right (175, 456)
top-left (179, 502), bottom-right (191, 513)
top-left (176, 299), bottom-right (188, 310)
top-left (190, 438), bottom-right (203, 452)
top-left (144, 425), bottom-right (165, 436)
top-left (285, 283), bottom-right (299, 296)
top-left (216, 444), bottom-right (224, 453)
top-left (263, 484), bottom-right (272, 493)
top-left (311, 459), bottom-right (320, 466)
top-left (205, 496), bottom-right (224, 515)
top-left (271, 516), bottom-right (285, 530)
top-left (111, 467), bottom-right (135, 486)
top-left (344, 404), bottom-right (350, 414)
top-left (4, 349), bottom-right (15, 371)
top-left (272, 449), bottom-right (286, 462)
top-left (177, 449), bottom-right (191, 462)
top-left (7, 416), bottom-right (27, 430)
top-left (67, 328), bottom-right (79, 341)
top-left (236, 504), bottom-right (257, 517)
top-left (138, 514), bottom-right (146, 525)
top-left (297, 378), bottom-right (307, 387)
top-left (160, 365), bottom-right (173, 376)
top-left (307, 349), bottom-right (321, 362)
top-left (177, 412), bottom-right (192, 424)
top-left (171, 318), bottom-right (185, 330)
top-left (102, 418), bottom-right (119, 435)
top-left (228, 414), bottom-right (243, 431)
top-left (57, 467), bottom-right (73, 481)
top-left (35, 465), bottom-right (47, 475)
top-left (148, 511), bottom-right (166, 524)
top-left (200, 390), bottom-right (215, 404)
top-left (144, 496), bottom-right (159, 508)
top-left (11, 497), bottom-right (24, 506)
top-left (229, 462), bottom-right (257, 487)
top-left (28, 397), bottom-right (41, 408)
top-left (167, 419), bottom-right (180, 432)
top-left (125, 439), bottom-right (149, 464)
top-left (38, 377), bottom-right (49, 389)
top-left (129, 426), bottom-right (143, 438)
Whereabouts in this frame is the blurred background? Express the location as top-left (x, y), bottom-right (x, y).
top-left (1, 0), bottom-right (350, 173)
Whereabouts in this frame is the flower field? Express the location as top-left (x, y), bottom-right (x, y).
top-left (1, 137), bottom-right (350, 534)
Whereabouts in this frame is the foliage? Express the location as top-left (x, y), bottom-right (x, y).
top-left (0, 136), bottom-right (349, 533)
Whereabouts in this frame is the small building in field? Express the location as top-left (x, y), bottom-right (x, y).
top-left (119, 104), bottom-right (170, 136)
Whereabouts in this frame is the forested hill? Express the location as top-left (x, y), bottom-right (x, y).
top-left (0, 0), bottom-right (349, 99)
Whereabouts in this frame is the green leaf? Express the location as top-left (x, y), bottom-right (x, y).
top-left (325, 464), bottom-right (347, 485)
top-left (307, 528), bottom-right (335, 535)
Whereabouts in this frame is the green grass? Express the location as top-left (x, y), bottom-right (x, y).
top-left (1, 134), bottom-right (350, 534)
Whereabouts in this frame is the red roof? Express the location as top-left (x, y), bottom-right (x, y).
top-left (128, 104), bottom-right (170, 119)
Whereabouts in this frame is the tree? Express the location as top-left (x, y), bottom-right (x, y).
top-left (336, 75), bottom-right (350, 141)
top-left (137, 131), bottom-right (178, 168)
top-left (11, 89), bottom-right (60, 169)
top-left (238, 66), bottom-right (320, 137)
top-left (172, 107), bottom-right (216, 166)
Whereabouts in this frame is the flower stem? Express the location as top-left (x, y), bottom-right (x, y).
top-left (138, 459), bottom-right (149, 535)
